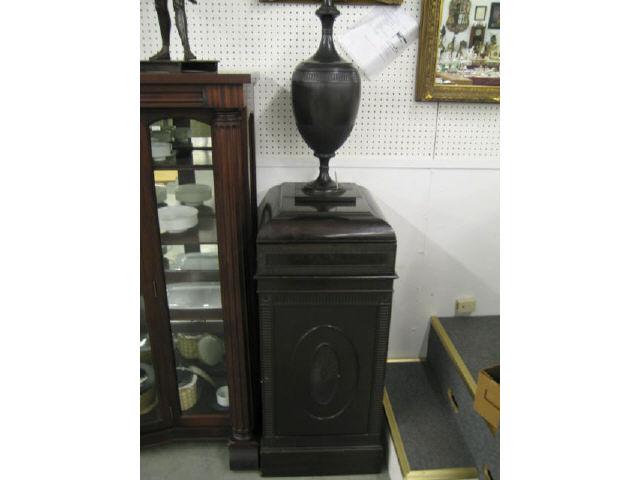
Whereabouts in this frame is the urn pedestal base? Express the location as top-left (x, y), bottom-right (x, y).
top-left (256, 183), bottom-right (397, 477)
top-left (294, 183), bottom-right (357, 205)
top-left (260, 444), bottom-right (385, 477)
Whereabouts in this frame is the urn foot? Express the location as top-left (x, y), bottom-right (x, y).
top-left (302, 155), bottom-right (345, 196)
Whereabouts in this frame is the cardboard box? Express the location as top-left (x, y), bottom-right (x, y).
top-left (473, 365), bottom-right (500, 431)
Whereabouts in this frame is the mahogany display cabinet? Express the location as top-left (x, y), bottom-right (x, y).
top-left (140, 68), bottom-right (260, 469)
top-left (256, 183), bottom-right (397, 476)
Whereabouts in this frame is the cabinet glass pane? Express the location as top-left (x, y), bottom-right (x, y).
top-left (150, 118), bottom-right (213, 168)
top-left (150, 118), bottom-right (229, 417)
top-left (140, 295), bottom-right (162, 425)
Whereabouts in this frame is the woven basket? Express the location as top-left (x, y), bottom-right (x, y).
top-left (176, 333), bottom-right (201, 360)
top-left (178, 373), bottom-right (198, 411)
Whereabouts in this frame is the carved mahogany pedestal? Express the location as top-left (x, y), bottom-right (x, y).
top-left (256, 183), bottom-right (397, 476)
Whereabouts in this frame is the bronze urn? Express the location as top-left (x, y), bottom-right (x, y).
top-left (292, 0), bottom-right (361, 196)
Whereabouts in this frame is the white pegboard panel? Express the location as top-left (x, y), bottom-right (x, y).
top-left (434, 102), bottom-right (500, 166)
top-left (140, 0), bottom-right (499, 169)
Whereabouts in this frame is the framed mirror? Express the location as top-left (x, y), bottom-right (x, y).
top-left (416, 0), bottom-right (500, 103)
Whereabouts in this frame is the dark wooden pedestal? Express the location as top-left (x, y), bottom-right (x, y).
top-left (256, 183), bottom-right (397, 476)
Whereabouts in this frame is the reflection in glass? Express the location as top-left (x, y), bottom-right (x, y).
top-left (141, 295), bottom-right (161, 424)
top-left (151, 118), bottom-right (214, 167)
top-left (154, 170), bottom-right (217, 246)
top-left (435, 0), bottom-right (500, 86)
top-left (149, 118), bottom-right (229, 417)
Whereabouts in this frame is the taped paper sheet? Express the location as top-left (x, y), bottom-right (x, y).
top-left (337, 6), bottom-right (418, 80)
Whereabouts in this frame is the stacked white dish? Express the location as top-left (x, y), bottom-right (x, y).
top-left (158, 205), bottom-right (198, 234)
top-left (175, 184), bottom-right (213, 208)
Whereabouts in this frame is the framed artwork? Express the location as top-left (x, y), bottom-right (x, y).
top-left (474, 5), bottom-right (486, 21)
top-left (415, 0), bottom-right (500, 103)
top-left (489, 2), bottom-right (500, 29)
top-left (469, 24), bottom-right (485, 51)
top-left (259, 1), bottom-right (404, 4)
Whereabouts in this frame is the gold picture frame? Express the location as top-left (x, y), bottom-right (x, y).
top-left (259, 1), bottom-right (403, 4)
top-left (416, 0), bottom-right (500, 103)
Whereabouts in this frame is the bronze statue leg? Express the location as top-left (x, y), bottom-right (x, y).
top-left (173, 0), bottom-right (196, 61)
top-left (150, 0), bottom-right (171, 60)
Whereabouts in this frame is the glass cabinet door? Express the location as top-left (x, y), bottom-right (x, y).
top-left (149, 118), bottom-right (230, 418)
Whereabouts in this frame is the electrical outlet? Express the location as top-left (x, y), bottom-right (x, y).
top-left (455, 297), bottom-right (476, 315)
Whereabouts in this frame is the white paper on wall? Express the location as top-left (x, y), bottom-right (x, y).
top-left (337, 6), bottom-right (419, 80)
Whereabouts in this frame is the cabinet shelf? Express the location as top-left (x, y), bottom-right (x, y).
top-left (173, 144), bottom-right (212, 153)
top-left (153, 164), bottom-right (214, 171)
top-left (170, 318), bottom-right (224, 334)
top-left (169, 308), bottom-right (224, 321)
top-left (165, 270), bottom-right (220, 284)
top-left (161, 215), bottom-right (217, 245)
top-left (175, 137), bottom-right (212, 149)
top-left (153, 149), bottom-right (213, 170)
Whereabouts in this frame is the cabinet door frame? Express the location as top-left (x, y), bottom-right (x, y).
top-left (140, 120), bottom-right (175, 434)
top-left (140, 108), bottom-right (256, 434)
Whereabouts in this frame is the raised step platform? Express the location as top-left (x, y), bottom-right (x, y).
top-left (429, 316), bottom-right (500, 480)
top-left (384, 360), bottom-right (477, 480)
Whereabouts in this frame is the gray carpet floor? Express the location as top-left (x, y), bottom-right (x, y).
top-left (141, 441), bottom-right (390, 480)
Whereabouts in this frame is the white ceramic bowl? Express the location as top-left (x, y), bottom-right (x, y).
top-left (158, 205), bottom-right (198, 234)
top-left (166, 282), bottom-right (222, 309)
top-left (175, 184), bottom-right (212, 207)
top-left (198, 334), bottom-right (225, 366)
top-left (155, 184), bottom-right (167, 204)
top-left (173, 252), bottom-right (219, 271)
top-left (151, 141), bottom-right (172, 159)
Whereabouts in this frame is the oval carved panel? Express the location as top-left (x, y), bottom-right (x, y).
top-left (291, 325), bottom-right (358, 421)
top-left (310, 343), bottom-right (340, 406)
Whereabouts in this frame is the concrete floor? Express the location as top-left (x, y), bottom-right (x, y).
top-left (140, 441), bottom-right (390, 480)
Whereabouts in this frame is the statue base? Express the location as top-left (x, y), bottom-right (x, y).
top-left (140, 60), bottom-right (219, 73)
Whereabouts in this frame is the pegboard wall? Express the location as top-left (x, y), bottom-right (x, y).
top-left (139, 0), bottom-right (500, 169)
top-left (140, 1), bottom-right (500, 357)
